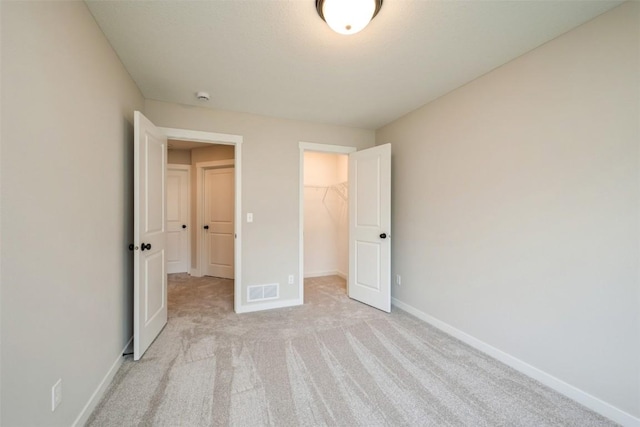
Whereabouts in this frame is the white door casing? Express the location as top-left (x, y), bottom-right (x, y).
top-left (203, 167), bottom-right (235, 279)
top-left (166, 166), bottom-right (190, 274)
top-left (134, 111), bottom-right (168, 360)
top-left (348, 143), bottom-right (391, 312)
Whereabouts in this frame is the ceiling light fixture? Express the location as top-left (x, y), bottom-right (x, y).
top-left (316, 0), bottom-right (383, 35)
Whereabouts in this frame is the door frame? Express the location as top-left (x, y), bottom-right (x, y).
top-left (195, 160), bottom-right (235, 279)
top-left (298, 142), bottom-right (357, 304)
top-left (160, 127), bottom-right (243, 313)
top-left (166, 164), bottom-right (191, 274)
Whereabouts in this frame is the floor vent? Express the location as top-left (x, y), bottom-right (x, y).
top-left (247, 283), bottom-right (279, 302)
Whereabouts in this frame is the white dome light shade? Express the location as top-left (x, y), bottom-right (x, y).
top-left (317, 0), bottom-right (383, 35)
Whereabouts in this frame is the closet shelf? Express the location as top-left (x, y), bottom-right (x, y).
top-left (303, 182), bottom-right (348, 202)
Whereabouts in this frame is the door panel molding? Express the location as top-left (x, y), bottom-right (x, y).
top-left (195, 160), bottom-right (235, 279)
top-left (134, 111), bottom-right (168, 360)
top-left (202, 165), bottom-right (235, 279)
top-left (348, 143), bottom-right (391, 312)
top-left (166, 164), bottom-right (190, 274)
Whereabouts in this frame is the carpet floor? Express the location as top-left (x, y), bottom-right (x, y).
top-left (87, 274), bottom-right (615, 426)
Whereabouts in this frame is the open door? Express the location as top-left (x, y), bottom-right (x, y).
top-left (348, 143), bottom-right (391, 312)
top-left (133, 111), bottom-right (168, 360)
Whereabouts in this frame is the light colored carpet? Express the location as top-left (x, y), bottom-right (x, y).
top-left (87, 274), bottom-right (615, 426)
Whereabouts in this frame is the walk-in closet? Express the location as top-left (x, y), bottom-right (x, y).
top-left (303, 151), bottom-right (349, 279)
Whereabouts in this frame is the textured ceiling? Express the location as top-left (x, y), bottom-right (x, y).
top-left (86, 0), bottom-right (622, 130)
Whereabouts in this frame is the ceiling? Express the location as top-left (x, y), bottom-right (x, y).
top-left (86, 0), bottom-right (622, 130)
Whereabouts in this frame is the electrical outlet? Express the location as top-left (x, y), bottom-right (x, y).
top-left (51, 379), bottom-right (62, 411)
top-left (247, 213), bottom-right (253, 223)
top-left (288, 274), bottom-right (294, 285)
top-left (396, 274), bottom-right (402, 286)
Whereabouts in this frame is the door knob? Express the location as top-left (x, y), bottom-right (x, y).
top-left (379, 233), bottom-right (387, 239)
top-left (182, 224), bottom-right (187, 229)
top-left (204, 225), bottom-right (209, 230)
top-left (141, 243), bottom-right (151, 251)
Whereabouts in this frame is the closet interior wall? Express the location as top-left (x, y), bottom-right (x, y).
top-left (303, 152), bottom-right (348, 279)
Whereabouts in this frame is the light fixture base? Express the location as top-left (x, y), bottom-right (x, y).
top-left (316, 0), bottom-right (383, 35)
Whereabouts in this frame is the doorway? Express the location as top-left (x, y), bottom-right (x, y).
top-left (298, 142), bottom-right (357, 303)
top-left (303, 152), bottom-right (349, 280)
top-left (167, 141), bottom-right (235, 276)
top-left (162, 127), bottom-right (243, 313)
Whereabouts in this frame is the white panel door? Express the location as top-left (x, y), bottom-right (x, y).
top-left (166, 167), bottom-right (189, 274)
top-left (348, 143), bottom-right (391, 312)
top-left (204, 167), bottom-right (234, 279)
top-left (134, 111), bottom-right (167, 361)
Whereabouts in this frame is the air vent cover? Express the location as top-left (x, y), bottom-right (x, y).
top-left (247, 283), bottom-right (280, 302)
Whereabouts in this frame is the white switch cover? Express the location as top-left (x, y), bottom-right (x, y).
top-left (247, 213), bottom-right (253, 223)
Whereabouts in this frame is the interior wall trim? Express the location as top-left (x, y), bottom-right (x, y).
top-left (391, 298), bottom-right (640, 427)
top-left (235, 297), bottom-right (302, 314)
top-left (72, 337), bottom-right (134, 427)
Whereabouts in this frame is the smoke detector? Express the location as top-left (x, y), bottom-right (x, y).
top-left (195, 91), bottom-right (210, 101)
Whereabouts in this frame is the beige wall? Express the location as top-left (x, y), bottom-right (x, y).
top-left (377, 2), bottom-right (639, 419)
top-left (191, 144), bottom-right (235, 164)
top-left (145, 100), bottom-right (375, 304)
top-left (167, 149), bottom-right (191, 165)
top-left (1, 2), bottom-right (145, 426)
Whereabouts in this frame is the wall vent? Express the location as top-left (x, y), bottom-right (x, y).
top-left (247, 283), bottom-right (279, 302)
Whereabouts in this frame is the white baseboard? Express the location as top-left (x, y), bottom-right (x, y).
top-left (190, 268), bottom-right (201, 277)
top-left (303, 270), bottom-right (347, 279)
top-left (304, 270), bottom-right (339, 278)
top-left (72, 336), bottom-right (133, 427)
top-left (236, 298), bottom-right (302, 314)
top-left (391, 298), bottom-right (640, 427)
